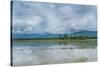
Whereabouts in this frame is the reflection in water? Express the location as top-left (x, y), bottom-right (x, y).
top-left (12, 40), bottom-right (97, 66)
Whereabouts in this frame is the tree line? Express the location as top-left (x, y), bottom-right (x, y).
top-left (58, 34), bottom-right (97, 40)
top-left (14, 34), bottom-right (97, 40)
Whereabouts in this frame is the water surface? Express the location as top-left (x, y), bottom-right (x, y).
top-left (12, 39), bottom-right (97, 66)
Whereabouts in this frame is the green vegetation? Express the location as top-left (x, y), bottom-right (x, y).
top-left (58, 34), bottom-right (97, 40)
top-left (13, 34), bottom-right (97, 41)
top-left (74, 57), bottom-right (88, 62)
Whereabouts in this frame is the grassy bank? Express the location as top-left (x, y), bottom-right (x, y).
top-left (13, 38), bottom-right (97, 42)
top-left (13, 35), bottom-right (97, 42)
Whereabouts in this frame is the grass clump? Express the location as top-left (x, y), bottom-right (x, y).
top-left (74, 57), bottom-right (88, 62)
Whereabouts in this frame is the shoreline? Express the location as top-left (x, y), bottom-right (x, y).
top-left (13, 38), bottom-right (97, 42)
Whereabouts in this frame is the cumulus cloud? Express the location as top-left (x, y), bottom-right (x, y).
top-left (12, 1), bottom-right (97, 34)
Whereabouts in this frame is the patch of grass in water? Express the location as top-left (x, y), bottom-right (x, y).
top-left (74, 57), bottom-right (88, 62)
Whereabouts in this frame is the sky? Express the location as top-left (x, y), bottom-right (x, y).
top-left (12, 1), bottom-right (97, 34)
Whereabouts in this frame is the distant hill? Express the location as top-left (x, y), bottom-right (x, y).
top-left (12, 33), bottom-right (59, 39)
top-left (12, 31), bottom-right (97, 39)
top-left (71, 31), bottom-right (97, 36)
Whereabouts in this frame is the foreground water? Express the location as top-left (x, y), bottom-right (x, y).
top-left (12, 39), bottom-right (97, 66)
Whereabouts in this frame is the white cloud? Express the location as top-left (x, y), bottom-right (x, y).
top-left (58, 5), bottom-right (75, 15)
top-left (45, 16), bottom-right (66, 34)
top-left (27, 16), bottom-right (43, 26)
top-left (12, 2), bottom-right (97, 34)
